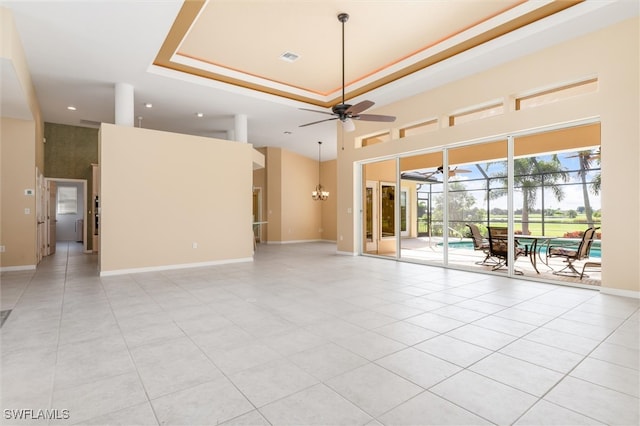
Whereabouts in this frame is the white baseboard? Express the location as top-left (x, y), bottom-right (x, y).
top-left (336, 250), bottom-right (357, 256)
top-left (599, 287), bottom-right (640, 299)
top-left (0, 264), bottom-right (36, 272)
top-left (100, 257), bottom-right (253, 277)
top-left (266, 239), bottom-right (323, 245)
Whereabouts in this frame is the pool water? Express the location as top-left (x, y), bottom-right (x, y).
top-left (439, 239), bottom-right (601, 258)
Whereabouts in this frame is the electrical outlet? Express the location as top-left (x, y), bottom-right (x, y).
top-left (192, 242), bottom-right (198, 249)
top-left (0, 245), bottom-right (5, 253)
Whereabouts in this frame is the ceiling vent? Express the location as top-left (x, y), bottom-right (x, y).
top-left (280, 51), bottom-right (300, 63)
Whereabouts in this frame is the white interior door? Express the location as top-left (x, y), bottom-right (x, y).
top-left (36, 171), bottom-right (46, 262)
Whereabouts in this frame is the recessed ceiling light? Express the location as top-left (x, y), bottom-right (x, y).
top-left (196, 112), bottom-right (204, 118)
top-left (280, 52), bottom-right (300, 63)
top-left (67, 106), bottom-right (77, 111)
top-left (284, 131), bottom-right (292, 135)
top-left (144, 103), bottom-right (152, 108)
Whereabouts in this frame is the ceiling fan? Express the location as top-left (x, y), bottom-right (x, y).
top-left (401, 166), bottom-right (471, 182)
top-left (437, 165), bottom-right (472, 177)
top-left (299, 13), bottom-right (396, 132)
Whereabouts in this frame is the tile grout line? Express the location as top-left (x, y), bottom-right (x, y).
top-left (46, 242), bottom-right (70, 426)
top-left (150, 271), bottom-right (271, 424)
top-left (509, 297), bottom-right (640, 425)
top-left (98, 271), bottom-right (163, 426)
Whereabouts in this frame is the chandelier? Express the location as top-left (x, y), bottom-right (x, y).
top-left (312, 141), bottom-right (329, 201)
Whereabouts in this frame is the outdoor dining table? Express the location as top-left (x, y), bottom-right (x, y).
top-left (514, 235), bottom-right (554, 274)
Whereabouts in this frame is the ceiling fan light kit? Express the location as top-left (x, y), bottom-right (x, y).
top-left (299, 13), bottom-right (396, 132)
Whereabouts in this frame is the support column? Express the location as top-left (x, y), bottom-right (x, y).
top-left (234, 114), bottom-right (248, 143)
top-left (114, 83), bottom-right (134, 127)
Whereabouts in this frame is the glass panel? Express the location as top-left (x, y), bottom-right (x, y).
top-left (362, 159), bottom-right (397, 258)
top-left (447, 140), bottom-right (508, 271)
top-left (400, 119), bottom-right (438, 138)
top-left (400, 190), bottom-right (408, 234)
top-left (516, 78), bottom-right (598, 110)
top-left (366, 187), bottom-right (373, 243)
top-left (449, 103), bottom-right (504, 126)
top-left (514, 124), bottom-right (601, 284)
top-left (381, 184), bottom-right (395, 238)
top-left (399, 151), bottom-right (444, 265)
top-left (361, 132), bottom-right (391, 147)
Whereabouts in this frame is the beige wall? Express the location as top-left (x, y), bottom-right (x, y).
top-left (258, 148), bottom-right (336, 243)
top-left (320, 159), bottom-right (337, 241)
top-left (1, 118), bottom-right (37, 268)
top-left (281, 149), bottom-right (321, 241)
top-left (337, 17), bottom-right (639, 295)
top-left (0, 8), bottom-right (43, 270)
top-left (264, 148), bottom-right (321, 242)
top-left (99, 124), bottom-right (255, 274)
top-left (265, 147), bottom-right (282, 241)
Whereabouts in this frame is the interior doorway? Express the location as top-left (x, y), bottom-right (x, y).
top-left (45, 178), bottom-right (88, 254)
top-left (252, 187), bottom-right (263, 243)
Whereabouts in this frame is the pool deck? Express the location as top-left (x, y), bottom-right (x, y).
top-left (369, 237), bottom-right (602, 287)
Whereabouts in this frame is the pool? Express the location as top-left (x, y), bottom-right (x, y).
top-left (439, 239), bottom-right (601, 258)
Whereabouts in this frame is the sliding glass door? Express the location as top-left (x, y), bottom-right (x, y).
top-left (358, 122), bottom-right (601, 285)
top-left (446, 140), bottom-right (508, 270)
top-left (398, 152), bottom-right (444, 265)
top-left (362, 159), bottom-right (397, 258)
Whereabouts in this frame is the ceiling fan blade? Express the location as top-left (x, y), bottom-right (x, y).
top-left (299, 107), bottom-right (335, 117)
top-left (299, 117), bottom-right (339, 128)
top-left (345, 100), bottom-right (374, 115)
top-left (454, 168), bottom-right (472, 174)
top-left (354, 114), bottom-right (396, 122)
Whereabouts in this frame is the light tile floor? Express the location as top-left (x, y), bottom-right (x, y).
top-left (1, 242), bottom-right (638, 426)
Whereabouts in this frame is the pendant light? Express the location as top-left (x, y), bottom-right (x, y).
top-left (312, 141), bottom-right (329, 201)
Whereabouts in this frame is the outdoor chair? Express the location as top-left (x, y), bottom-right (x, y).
top-left (547, 226), bottom-right (599, 277)
top-left (487, 226), bottom-right (528, 275)
top-left (466, 223), bottom-right (496, 265)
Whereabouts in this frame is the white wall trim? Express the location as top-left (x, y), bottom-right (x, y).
top-left (99, 257), bottom-right (253, 277)
top-left (599, 287), bottom-right (640, 299)
top-left (0, 265), bottom-right (36, 272)
top-left (336, 250), bottom-right (357, 256)
top-left (266, 239), bottom-right (324, 245)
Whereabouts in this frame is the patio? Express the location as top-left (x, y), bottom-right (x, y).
top-left (398, 237), bottom-right (601, 287)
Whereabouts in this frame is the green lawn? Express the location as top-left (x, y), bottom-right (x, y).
top-left (488, 214), bottom-right (600, 237)
top-left (418, 214), bottom-right (601, 238)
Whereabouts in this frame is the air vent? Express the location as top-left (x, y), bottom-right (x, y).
top-left (280, 51), bottom-right (300, 63)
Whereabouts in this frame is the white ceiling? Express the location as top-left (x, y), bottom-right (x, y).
top-left (1, 0), bottom-right (638, 160)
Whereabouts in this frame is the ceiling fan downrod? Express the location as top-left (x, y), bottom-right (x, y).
top-left (338, 13), bottom-right (349, 107)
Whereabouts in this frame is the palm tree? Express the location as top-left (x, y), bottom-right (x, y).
top-left (571, 148), bottom-right (600, 227)
top-left (488, 156), bottom-right (568, 235)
